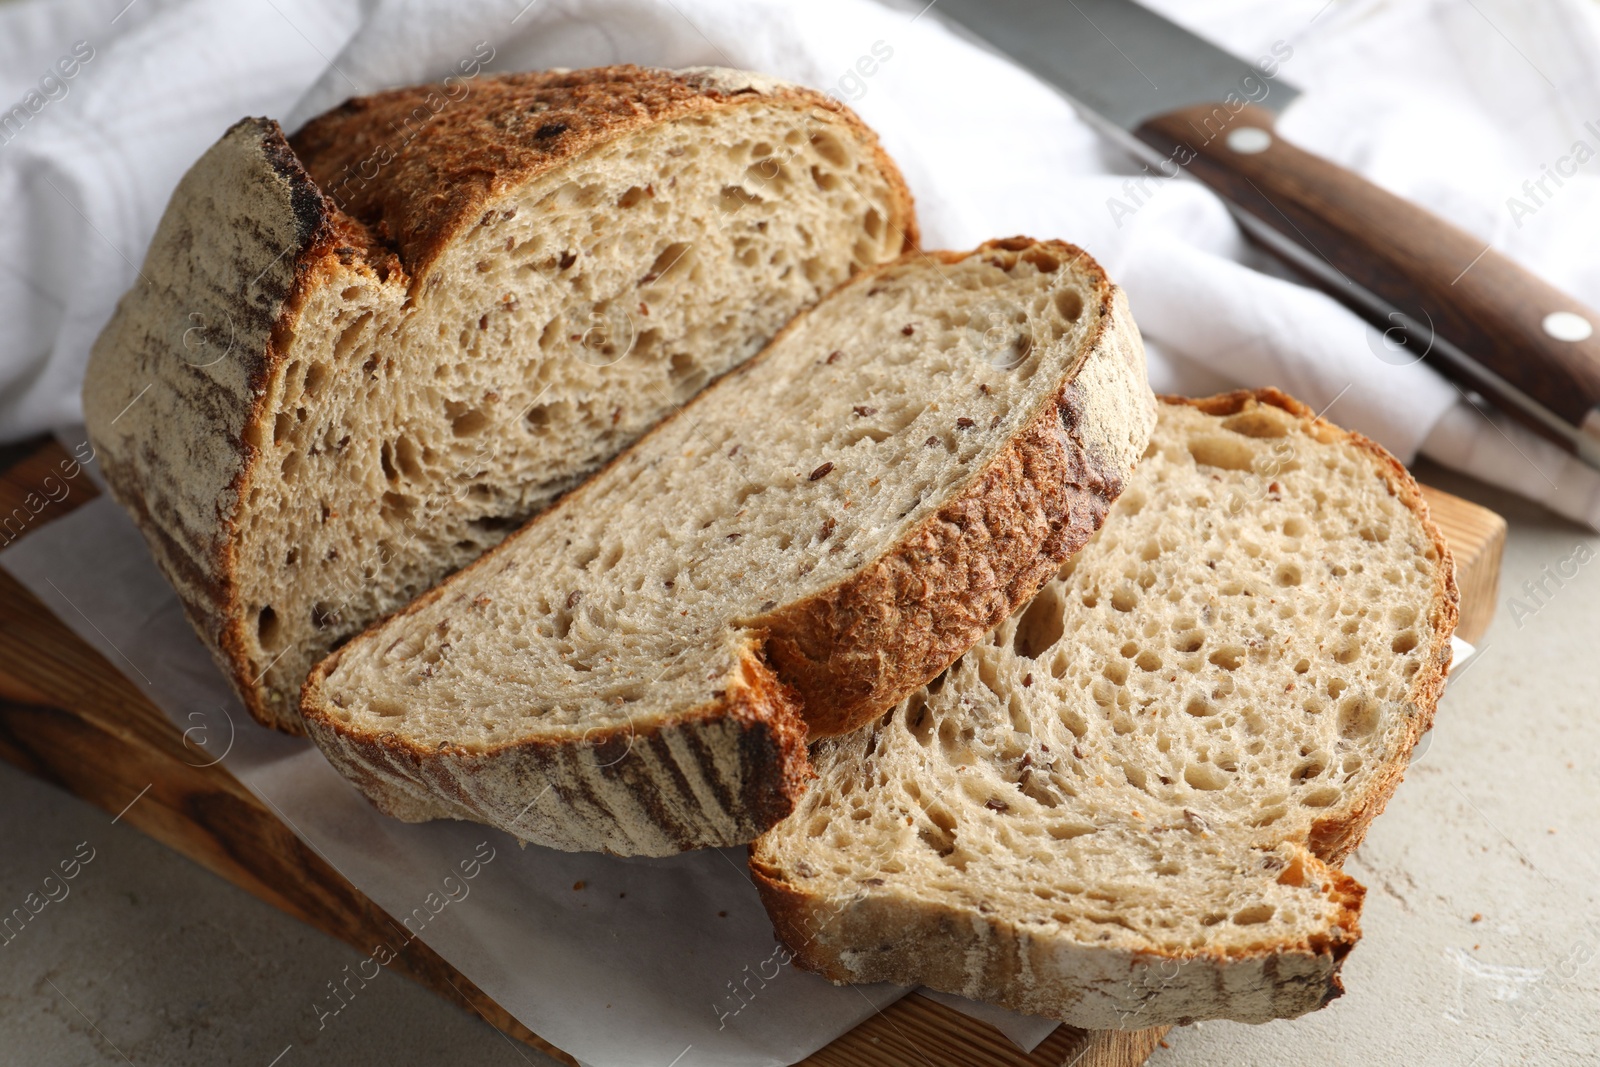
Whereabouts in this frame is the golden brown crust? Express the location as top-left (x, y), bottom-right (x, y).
top-left (760, 240), bottom-right (1130, 737)
top-left (290, 65), bottom-right (918, 282)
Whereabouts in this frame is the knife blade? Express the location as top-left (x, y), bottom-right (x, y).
top-left (932, 0), bottom-right (1600, 469)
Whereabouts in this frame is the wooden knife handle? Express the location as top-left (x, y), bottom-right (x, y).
top-left (1135, 102), bottom-right (1600, 456)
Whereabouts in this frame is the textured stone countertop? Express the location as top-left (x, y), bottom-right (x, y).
top-left (2, 460), bottom-right (1596, 1065)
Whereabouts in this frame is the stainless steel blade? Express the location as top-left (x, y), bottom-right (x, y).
top-left (930, 0), bottom-right (1299, 159)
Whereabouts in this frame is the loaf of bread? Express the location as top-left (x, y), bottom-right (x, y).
top-left (750, 390), bottom-right (1458, 1027)
top-left (300, 237), bottom-right (1156, 856)
top-left (81, 65), bottom-right (915, 733)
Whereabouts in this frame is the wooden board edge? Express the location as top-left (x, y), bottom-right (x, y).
top-left (1417, 483), bottom-right (1505, 644)
top-left (801, 992), bottom-right (1169, 1067)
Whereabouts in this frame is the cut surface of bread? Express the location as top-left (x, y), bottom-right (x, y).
top-left (81, 65), bottom-right (914, 733)
top-left (301, 238), bottom-right (1156, 856)
top-left (751, 390), bottom-right (1458, 1028)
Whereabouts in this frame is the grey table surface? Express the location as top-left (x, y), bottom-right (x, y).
top-left (1, 459), bottom-right (1597, 1067)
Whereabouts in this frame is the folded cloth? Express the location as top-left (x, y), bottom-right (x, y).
top-left (4, 0), bottom-right (1600, 527)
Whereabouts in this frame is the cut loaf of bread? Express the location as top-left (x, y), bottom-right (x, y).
top-left (301, 237), bottom-right (1156, 856)
top-left (751, 390), bottom-right (1458, 1028)
top-left (82, 65), bottom-right (915, 733)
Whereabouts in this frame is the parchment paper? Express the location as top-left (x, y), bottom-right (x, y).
top-left (0, 455), bottom-right (1062, 1066)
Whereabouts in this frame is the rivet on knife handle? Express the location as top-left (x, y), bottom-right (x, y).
top-left (1135, 101), bottom-right (1600, 468)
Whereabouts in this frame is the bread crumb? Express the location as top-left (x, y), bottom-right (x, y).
top-left (1471, 913), bottom-right (1483, 923)
top-left (572, 880), bottom-right (585, 891)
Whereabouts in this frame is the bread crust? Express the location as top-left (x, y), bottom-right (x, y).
top-left (305, 633), bottom-right (812, 856)
top-left (749, 389), bottom-right (1458, 1027)
top-left (82, 116), bottom-right (364, 734)
top-left (290, 65), bottom-right (919, 280)
top-left (82, 66), bottom-right (917, 734)
top-left (757, 238), bottom-right (1151, 737)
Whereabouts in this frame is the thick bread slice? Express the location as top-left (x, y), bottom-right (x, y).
top-left (81, 65), bottom-right (915, 733)
top-left (301, 238), bottom-right (1156, 856)
top-left (750, 390), bottom-right (1458, 1027)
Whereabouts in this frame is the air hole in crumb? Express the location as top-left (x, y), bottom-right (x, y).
top-left (1338, 696), bottom-right (1381, 738)
top-left (1185, 763), bottom-right (1229, 790)
top-left (1392, 630), bottom-right (1418, 654)
top-left (905, 694), bottom-right (932, 745)
top-left (1188, 434), bottom-right (1257, 472)
top-left (810, 131), bottom-right (848, 167)
top-left (1053, 288), bottom-right (1083, 321)
top-left (1209, 646), bottom-right (1245, 671)
top-left (1292, 758), bottom-right (1326, 781)
top-left (1222, 410), bottom-right (1289, 439)
top-left (1013, 589), bottom-right (1065, 659)
top-left (449, 404), bottom-right (490, 437)
top-left (333, 312), bottom-right (372, 361)
top-left (1233, 904), bottom-right (1275, 925)
top-left (257, 607), bottom-right (280, 648)
top-left (646, 242), bottom-right (692, 284)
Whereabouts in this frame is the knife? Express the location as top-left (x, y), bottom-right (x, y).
top-left (931, 0), bottom-right (1600, 469)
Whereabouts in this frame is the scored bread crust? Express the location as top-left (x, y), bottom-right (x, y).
top-left (81, 65), bottom-right (917, 734)
top-left (310, 632), bottom-right (813, 855)
top-left (299, 237), bottom-right (1155, 855)
top-left (749, 388), bottom-right (1459, 1026)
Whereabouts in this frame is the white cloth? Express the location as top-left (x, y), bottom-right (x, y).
top-left (3, 0), bottom-right (1600, 526)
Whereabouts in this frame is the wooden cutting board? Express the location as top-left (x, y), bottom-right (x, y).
top-left (0, 440), bottom-right (1504, 1067)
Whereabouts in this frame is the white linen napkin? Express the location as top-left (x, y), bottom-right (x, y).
top-left (2, 0), bottom-right (1600, 525)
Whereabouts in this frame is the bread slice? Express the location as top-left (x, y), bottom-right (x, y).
top-left (81, 66), bottom-right (916, 734)
top-left (300, 238), bottom-right (1156, 856)
top-left (750, 390), bottom-right (1458, 1028)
